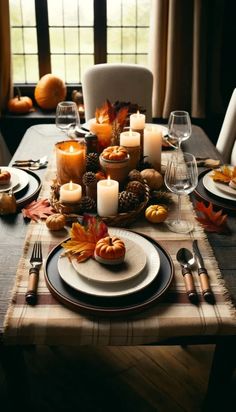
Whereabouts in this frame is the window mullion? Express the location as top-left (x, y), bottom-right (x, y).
top-left (94, 0), bottom-right (107, 64)
top-left (35, 0), bottom-right (51, 76)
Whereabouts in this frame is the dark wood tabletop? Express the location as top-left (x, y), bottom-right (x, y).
top-left (0, 124), bottom-right (236, 411)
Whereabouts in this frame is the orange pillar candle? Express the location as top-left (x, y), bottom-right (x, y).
top-left (55, 140), bottom-right (86, 185)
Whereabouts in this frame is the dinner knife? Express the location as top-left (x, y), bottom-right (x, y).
top-left (192, 240), bottom-right (215, 303)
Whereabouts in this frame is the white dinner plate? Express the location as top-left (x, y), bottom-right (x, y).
top-left (203, 171), bottom-right (236, 202)
top-left (58, 229), bottom-right (160, 297)
top-left (0, 167), bottom-right (29, 194)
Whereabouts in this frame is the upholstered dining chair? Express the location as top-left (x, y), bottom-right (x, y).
top-left (216, 88), bottom-right (236, 165)
top-left (0, 131), bottom-right (11, 165)
top-left (82, 63), bottom-right (153, 122)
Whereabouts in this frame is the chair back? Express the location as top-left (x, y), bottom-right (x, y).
top-left (82, 63), bottom-right (153, 122)
top-left (216, 88), bottom-right (236, 165)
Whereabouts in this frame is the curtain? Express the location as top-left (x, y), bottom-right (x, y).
top-left (149, 0), bottom-right (225, 119)
top-left (0, 0), bottom-right (12, 114)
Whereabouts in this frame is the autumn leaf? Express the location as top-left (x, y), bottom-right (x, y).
top-left (211, 165), bottom-right (236, 184)
top-left (195, 201), bottom-right (229, 233)
top-left (61, 215), bottom-right (108, 262)
top-left (22, 198), bottom-right (55, 221)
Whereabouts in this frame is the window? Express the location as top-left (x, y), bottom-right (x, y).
top-left (9, 0), bottom-right (151, 85)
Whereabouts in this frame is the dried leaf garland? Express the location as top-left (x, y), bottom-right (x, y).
top-left (195, 201), bottom-right (229, 233)
top-left (22, 198), bottom-right (55, 221)
top-left (61, 215), bottom-right (108, 262)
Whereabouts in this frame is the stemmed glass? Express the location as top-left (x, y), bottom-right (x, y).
top-left (167, 111), bottom-right (192, 151)
top-left (56, 101), bottom-right (80, 138)
top-left (164, 152), bottom-right (198, 233)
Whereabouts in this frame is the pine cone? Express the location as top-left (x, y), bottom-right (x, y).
top-left (78, 196), bottom-right (96, 213)
top-left (128, 169), bottom-right (144, 183)
top-left (118, 191), bottom-right (139, 212)
top-left (86, 152), bottom-right (99, 172)
top-left (150, 190), bottom-right (173, 206)
top-left (126, 180), bottom-right (146, 201)
top-left (82, 171), bottom-right (96, 186)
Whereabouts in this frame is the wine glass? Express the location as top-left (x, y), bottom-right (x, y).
top-left (164, 152), bottom-right (198, 233)
top-left (167, 111), bottom-right (192, 150)
top-left (56, 101), bottom-right (80, 138)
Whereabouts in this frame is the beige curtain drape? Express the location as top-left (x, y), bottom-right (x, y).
top-left (0, 0), bottom-right (12, 114)
top-left (149, 0), bottom-right (225, 119)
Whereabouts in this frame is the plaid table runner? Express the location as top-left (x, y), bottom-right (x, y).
top-left (4, 152), bottom-right (236, 345)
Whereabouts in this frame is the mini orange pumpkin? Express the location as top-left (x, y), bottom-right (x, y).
top-left (145, 204), bottom-right (168, 223)
top-left (0, 169), bottom-right (11, 185)
top-left (101, 146), bottom-right (128, 161)
top-left (95, 236), bottom-right (126, 260)
top-left (46, 213), bottom-right (66, 231)
top-left (34, 74), bottom-right (67, 110)
top-left (7, 88), bottom-right (33, 114)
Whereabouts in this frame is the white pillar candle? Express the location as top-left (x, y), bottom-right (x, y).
top-left (144, 125), bottom-right (162, 171)
top-left (60, 181), bottom-right (82, 203)
top-left (97, 178), bottom-right (119, 217)
top-left (120, 130), bottom-right (140, 147)
top-left (130, 111), bottom-right (146, 130)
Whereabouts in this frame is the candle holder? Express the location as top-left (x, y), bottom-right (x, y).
top-left (122, 145), bottom-right (141, 171)
top-left (99, 154), bottom-right (130, 187)
top-left (55, 139), bottom-right (86, 185)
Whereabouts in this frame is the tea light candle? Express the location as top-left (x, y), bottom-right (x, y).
top-left (97, 178), bottom-right (119, 217)
top-left (130, 111), bottom-right (146, 130)
top-left (120, 129), bottom-right (140, 147)
top-left (60, 181), bottom-right (82, 203)
top-left (55, 140), bottom-right (86, 185)
top-left (144, 125), bottom-right (162, 171)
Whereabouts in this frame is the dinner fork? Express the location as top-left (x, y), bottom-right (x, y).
top-left (25, 241), bottom-right (43, 305)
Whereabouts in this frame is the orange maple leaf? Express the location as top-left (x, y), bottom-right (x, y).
top-left (195, 201), bottom-right (229, 233)
top-left (22, 199), bottom-right (55, 221)
top-left (61, 215), bottom-right (108, 262)
top-left (211, 165), bottom-right (236, 184)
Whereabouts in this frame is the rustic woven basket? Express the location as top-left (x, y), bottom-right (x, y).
top-left (50, 180), bottom-right (150, 227)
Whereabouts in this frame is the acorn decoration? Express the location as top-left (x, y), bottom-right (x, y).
top-left (126, 180), bottom-right (146, 201)
top-left (118, 191), bottom-right (139, 212)
top-left (86, 152), bottom-right (99, 172)
top-left (78, 196), bottom-right (96, 214)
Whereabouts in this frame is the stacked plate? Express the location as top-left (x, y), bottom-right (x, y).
top-left (0, 166), bottom-right (42, 208)
top-left (45, 229), bottom-right (174, 316)
top-left (196, 166), bottom-right (236, 211)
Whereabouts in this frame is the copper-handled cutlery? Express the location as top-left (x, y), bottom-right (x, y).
top-left (25, 241), bottom-right (43, 305)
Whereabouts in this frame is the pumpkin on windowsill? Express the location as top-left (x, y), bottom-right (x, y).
top-left (34, 74), bottom-right (67, 110)
top-left (7, 88), bottom-right (33, 114)
top-left (94, 236), bottom-right (126, 265)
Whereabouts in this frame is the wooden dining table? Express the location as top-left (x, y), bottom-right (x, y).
top-left (0, 124), bottom-right (236, 411)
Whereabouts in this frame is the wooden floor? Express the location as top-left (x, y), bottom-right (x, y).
top-left (1, 344), bottom-right (236, 411)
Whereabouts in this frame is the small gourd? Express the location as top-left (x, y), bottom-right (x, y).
top-left (0, 192), bottom-right (17, 215)
top-left (7, 88), bottom-right (33, 114)
top-left (94, 236), bottom-right (126, 265)
top-left (46, 213), bottom-right (66, 231)
top-left (145, 204), bottom-right (168, 223)
top-left (140, 168), bottom-right (163, 190)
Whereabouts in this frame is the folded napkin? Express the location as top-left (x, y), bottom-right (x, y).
top-left (196, 157), bottom-right (221, 168)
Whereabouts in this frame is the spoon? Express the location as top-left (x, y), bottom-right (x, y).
top-left (176, 248), bottom-right (198, 303)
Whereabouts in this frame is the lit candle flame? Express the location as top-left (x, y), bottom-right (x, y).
top-left (69, 180), bottom-right (73, 190)
top-left (69, 145), bottom-right (74, 153)
top-left (137, 110), bottom-right (140, 116)
top-left (129, 128), bottom-right (132, 137)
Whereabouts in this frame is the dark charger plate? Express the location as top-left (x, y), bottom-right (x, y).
top-left (44, 233), bottom-right (174, 316)
top-left (14, 168), bottom-right (42, 209)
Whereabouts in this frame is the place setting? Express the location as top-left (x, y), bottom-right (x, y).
top-left (195, 165), bottom-right (236, 211)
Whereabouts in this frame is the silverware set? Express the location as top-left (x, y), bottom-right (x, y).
top-left (13, 155), bottom-right (48, 170)
top-left (176, 240), bottom-right (214, 304)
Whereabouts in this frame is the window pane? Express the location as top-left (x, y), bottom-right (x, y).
top-left (51, 55), bottom-right (65, 78)
top-left (122, 28), bottom-right (136, 53)
top-left (137, 0), bottom-right (151, 26)
top-left (25, 55), bottom-right (39, 82)
top-left (122, 0), bottom-right (136, 26)
top-left (12, 55), bottom-right (25, 83)
top-left (107, 28), bottom-right (121, 53)
top-left (9, 0), bottom-right (22, 26)
top-left (80, 55), bottom-right (94, 80)
top-left (107, 55), bottom-right (122, 64)
top-left (137, 28), bottom-right (149, 53)
top-left (65, 28), bottom-right (79, 53)
top-left (107, 0), bottom-right (121, 26)
top-left (23, 28), bottom-right (38, 53)
top-left (122, 54), bottom-right (136, 64)
top-left (137, 54), bottom-right (148, 66)
top-left (48, 0), bottom-right (63, 26)
top-left (80, 28), bottom-right (93, 53)
top-left (63, 0), bottom-right (78, 26)
top-left (11, 28), bottom-right (23, 53)
top-left (78, 0), bottom-right (93, 26)
top-left (22, 0), bottom-right (36, 25)
top-left (50, 28), bottom-right (64, 53)
top-left (65, 55), bottom-right (79, 82)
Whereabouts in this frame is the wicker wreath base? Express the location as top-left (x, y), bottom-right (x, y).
top-left (50, 179), bottom-right (150, 227)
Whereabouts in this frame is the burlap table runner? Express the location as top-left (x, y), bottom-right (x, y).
top-left (4, 152), bottom-right (236, 345)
